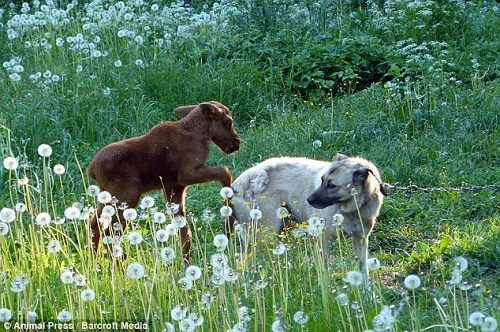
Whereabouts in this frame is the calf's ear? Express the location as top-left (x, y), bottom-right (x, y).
top-left (174, 105), bottom-right (198, 118)
top-left (199, 102), bottom-right (223, 118)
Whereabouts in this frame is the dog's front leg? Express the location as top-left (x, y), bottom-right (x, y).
top-left (352, 235), bottom-right (371, 291)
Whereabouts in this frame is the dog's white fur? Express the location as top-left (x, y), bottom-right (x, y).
top-left (231, 154), bottom-right (384, 279)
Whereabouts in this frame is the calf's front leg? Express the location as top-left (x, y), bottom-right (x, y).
top-left (178, 165), bottom-right (232, 187)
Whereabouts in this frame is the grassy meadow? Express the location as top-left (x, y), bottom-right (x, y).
top-left (0, 0), bottom-right (499, 331)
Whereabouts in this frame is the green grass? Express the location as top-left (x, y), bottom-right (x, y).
top-left (0, 0), bottom-right (499, 330)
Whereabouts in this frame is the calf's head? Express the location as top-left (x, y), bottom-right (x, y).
top-left (175, 101), bottom-right (241, 154)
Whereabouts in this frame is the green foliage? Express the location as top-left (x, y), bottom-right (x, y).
top-left (0, 0), bottom-right (499, 329)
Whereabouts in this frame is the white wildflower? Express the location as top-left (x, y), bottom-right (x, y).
top-left (0, 208), bottom-right (16, 223)
top-left (57, 309), bottom-right (72, 322)
top-left (126, 262), bottom-right (145, 279)
top-left (81, 289), bottom-right (95, 302)
top-left (213, 234), bottom-right (229, 250)
top-left (35, 212), bottom-right (51, 227)
top-left (404, 274), bottom-right (421, 290)
top-left (220, 206), bottom-right (232, 217)
top-left (344, 271), bottom-right (364, 286)
top-left (3, 157), bottom-right (19, 170)
top-left (220, 187), bottom-right (233, 199)
top-left (37, 144), bottom-right (52, 157)
top-left (185, 265), bottom-right (202, 281)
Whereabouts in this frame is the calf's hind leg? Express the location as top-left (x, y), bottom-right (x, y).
top-left (90, 181), bottom-right (142, 251)
top-left (165, 186), bottom-right (192, 264)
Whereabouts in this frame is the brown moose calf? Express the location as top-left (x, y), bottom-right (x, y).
top-left (88, 101), bottom-right (240, 262)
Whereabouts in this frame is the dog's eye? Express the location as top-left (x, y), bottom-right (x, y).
top-left (326, 181), bottom-right (337, 188)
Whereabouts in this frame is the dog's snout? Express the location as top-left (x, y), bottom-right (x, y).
top-left (306, 195), bottom-right (315, 206)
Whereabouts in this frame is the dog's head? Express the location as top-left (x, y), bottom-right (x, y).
top-left (307, 153), bottom-right (383, 212)
top-left (174, 101), bottom-right (241, 154)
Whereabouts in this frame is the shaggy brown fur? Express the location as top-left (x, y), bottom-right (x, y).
top-left (88, 101), bottom-right (240, 262)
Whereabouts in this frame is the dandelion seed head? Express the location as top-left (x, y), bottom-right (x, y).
top-left (210, 253), bottom-right (228, 268)
top-left (469, 311), bottom-right (485, 326)
top-left (332, 213), bottom-right (344, 226)
top-left (112, 245), bottom-right (123, 258)
top-left (344, 271), bottom-right (364, 286)
top-left (482, 317), bottom-right (498, 332)
top-left (449, 269), bottom-right (462, 285)
top-left (87, 185), bottom-right (100, 197)
top-left (155, 229), bottom-right (169, 242)
top-left (60, 270), bottom-right (74, 284)
top-left (249, 208), bottom-right (262, 220)
top-left (0, 308), bottom-right (12, 322)
top-left (114, 59), bottom-right (122, 67)
top-left (102, 205), bottom-right (116, 218)
top-left (37, 144), bottom-right (52, 157)
top-left (165, 223), bottom-right (177, 236)
top-left (97, 191), bottom-right (112, 204)
top-left (220, 187), bottom-right (233, 199)
top-left (15, 203), bottom-right (26, 213)
top-left (211, 274), bottom-right (225, 286)
top-left (26, 311), bottom-right (38, 323)
top-left (160, 247), bottom-right (175, 263)
top-left (123, 208), bottom-right (137, 221)
top-left (220, 205), bottom-right (233, 217)
top-left (201, 208), bottom-right (215, 222)
top-left (404, 274), bottom-right (421, 290)
top-left (57, 309), bottom-right (72, 322)
top-left (272, 242), bottom-right (286, 255)
top-left (293, 311), bottom-right (308, 325)
top-left (169, 215), bottom-right (187, 230)
top-left (171, 304), bottom-right (187, 321)
top-left (336, 292), bottom-right (349, 306)
top-left (0, 222), bottom-right (9, 235)
top-left (178, 277), bottom-right (193, 290)
top-left (188, 313), bottom-right (204, 326)
top-left (185, 265), bottom-right (202, 281)
top-left (81, 289), bottom-right (95, 302)
top-left (35, 212), bottom-right (51, 227)
top-left (153, 212), bottom-right (166, 224)
top-left (127, 231), bottom-right (143, 245)
top-left (64, 206), bottom-right (80, 220)
top-left (238, 306), bottom-right (251, 321)
top-left (162, 322), bottom-right (175, 332)
top-left (454, 256), bottom-right (468, 272)
top-left (47, 239), bottom-right (61, 253)
top-left (0, 208), bottom-right (16, 223)
top-left (179, 318), bottom-right (195, 332)
top-left (367, 258), bottom-right (381, 271)
top-left (3, 157), bottom-right (19, 170)
top-left (312, 139), bottom-right (322, 148)
top-left (126, 262), bottom-right (145, 279)
top-left (276, 207), bottom-right (289, 219)
top-left (74, 274), bottom-right (87, 287)
top-left (271, 319), bottom-right (286, 332)
top-left (213, 234), bottom-right (229, 250)
top-left (255, 279), bottom-right (268, 290)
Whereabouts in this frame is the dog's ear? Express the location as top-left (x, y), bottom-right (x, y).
top-left (199, 102), bottom-right (223, 118)
top-left (353, 167), bottom-right (370, 185)
top-left (333, 153), bottom-right (348, 161)
top-left (174, 105), bottom-right (197, 118)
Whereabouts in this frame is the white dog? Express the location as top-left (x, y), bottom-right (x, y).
top-left (230, 154), bottom-right (385, 279)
